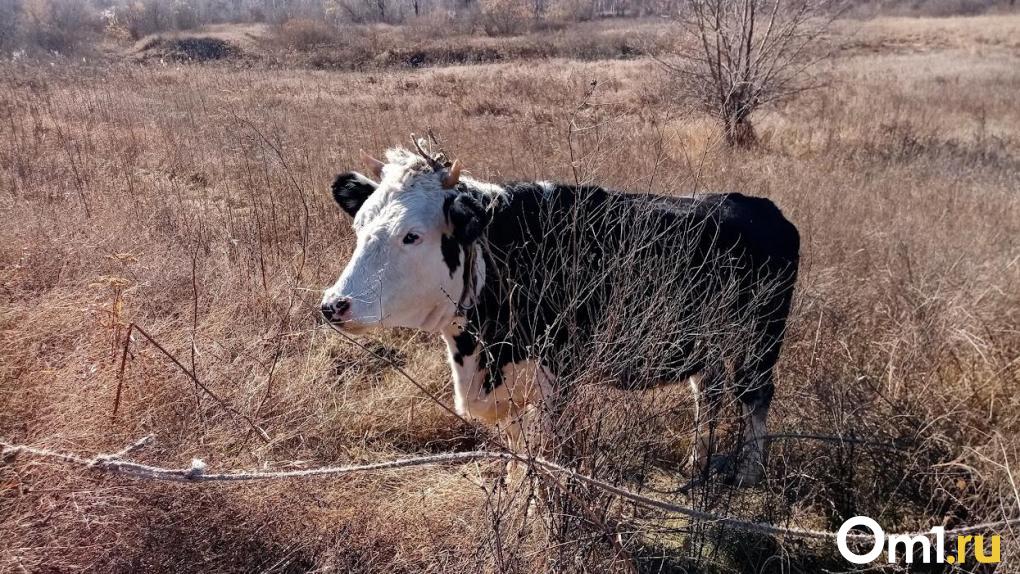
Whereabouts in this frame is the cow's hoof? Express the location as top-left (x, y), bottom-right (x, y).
top-left (687, 453), bottom-right (732, 478)
top-left (711, 454), bottom-right (734, 474)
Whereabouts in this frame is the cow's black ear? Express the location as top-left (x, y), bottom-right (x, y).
top-left (331, 172), bottom-right (377, 218)
top-left (445, 193), bottom-right (490, 244)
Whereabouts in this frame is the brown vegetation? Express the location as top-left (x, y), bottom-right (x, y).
top-left (1, 13), bottom-right (1019, 573)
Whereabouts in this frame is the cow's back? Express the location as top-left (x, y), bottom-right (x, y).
top-left (679, 192), bottom-right (799, 267)
top-left (471, 183), bottom-right (799, 381)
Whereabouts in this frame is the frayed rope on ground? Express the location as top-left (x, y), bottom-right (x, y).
top-left (2, 435), bottom-right (1017, 543)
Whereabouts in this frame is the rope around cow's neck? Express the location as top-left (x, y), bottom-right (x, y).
top-left (454, 241), bottom-right (484, 319)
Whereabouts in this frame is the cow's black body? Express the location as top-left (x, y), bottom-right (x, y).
top-left (451, 182), bottom-right (800, 409)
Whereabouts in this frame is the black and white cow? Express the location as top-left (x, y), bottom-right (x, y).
top-left (321, 145), bottom-right (799, 485)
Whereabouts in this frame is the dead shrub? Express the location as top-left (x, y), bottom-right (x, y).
top-left (277, 18), bottom-right (336, 52)
top-left (479, 0), bottom-right (534, 36)
top-left (0, 0), bottom-right (19, 52)
top-left (16, 0), bottom-right (102, 54)
top-left (660, 0), bottom-right (839, 148)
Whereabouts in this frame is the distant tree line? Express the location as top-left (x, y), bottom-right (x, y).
top-left (0, 0), bottom-right (681, 54)
top-left (0, 0), bottom-right (1012, 55)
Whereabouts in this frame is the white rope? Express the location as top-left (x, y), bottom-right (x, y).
top-left (3, 436), bottom-right (1017, 543)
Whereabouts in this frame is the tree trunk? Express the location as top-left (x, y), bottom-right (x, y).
top-left (719, 99), bottom-right (757, 148)
top-left (723, 113), bottom-right (757, 148)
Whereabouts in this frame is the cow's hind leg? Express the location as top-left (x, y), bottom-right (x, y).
top-left (733, 370), bottom-right (773, 486)
top-left (731, 264), bottom-right (795, 486)
top-left (732, 331), bottom-right (783, 486)
top-left (688, 361), bottom-right (726, 477)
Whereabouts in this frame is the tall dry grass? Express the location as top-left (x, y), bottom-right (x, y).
top-left (1, 16), bottom-right (1019, 572)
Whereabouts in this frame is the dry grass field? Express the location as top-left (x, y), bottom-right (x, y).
top-left (2, 14), bottom-right (1020, 573)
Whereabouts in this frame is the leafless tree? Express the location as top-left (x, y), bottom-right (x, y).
top-left (660, 0), bottom-right (840, 147)
top-left (0, 0), bottom-right (19, 50)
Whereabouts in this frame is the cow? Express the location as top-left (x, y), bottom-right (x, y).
top-left (320, 142), bottom-right (799, 486)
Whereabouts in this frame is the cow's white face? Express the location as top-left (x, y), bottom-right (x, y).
top-left (321, 149), bottom-right (490, 333)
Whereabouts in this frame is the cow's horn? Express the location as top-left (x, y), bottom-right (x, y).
top-left (360, 149), bottom-right (384, 178)
top-left (443, 160), bottom-right (461, 188)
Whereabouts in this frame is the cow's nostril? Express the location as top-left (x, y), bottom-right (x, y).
top-left (335, 298), bottom-right (351, 315)
top-left (320, 302), bottom-right (334, 317)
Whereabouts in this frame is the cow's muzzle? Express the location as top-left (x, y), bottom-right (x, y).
top-left (320, 297), bottom-right (352, 324)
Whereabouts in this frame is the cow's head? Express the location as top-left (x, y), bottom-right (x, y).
top-left (320, 146), bottom-right (491, 333)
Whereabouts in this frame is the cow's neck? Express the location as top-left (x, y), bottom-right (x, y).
top-left (439, 179), bottom-right (523, 397)
top-left (437, 225), bottom-right (487, 372)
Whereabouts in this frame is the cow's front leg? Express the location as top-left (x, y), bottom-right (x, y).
top-left (442, 325), bottom-right (553, 448)
top-left (454, 360), bottom-right (553, 482)
top-left (472, 360), bottom-right (554, 449)
top-left (498, 360), bottom-right (554, 445)
top-left (500, 400), bottom-right (555, 456)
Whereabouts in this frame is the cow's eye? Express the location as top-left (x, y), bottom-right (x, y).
top-left (402, 232), bottom-right (421, 245)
